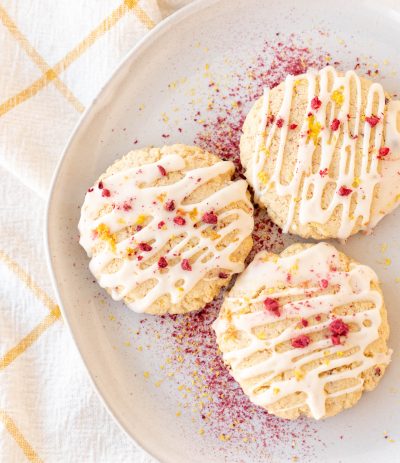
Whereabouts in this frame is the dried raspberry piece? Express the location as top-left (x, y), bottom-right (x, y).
top-left (264, 298), bottom-right (280, 316)
top-left (315, 315), bottom-right (322, 321)
top-left (157, 221), bottom-right (165, 229)
top-left (276, 118), bottom-right (284, 128)
top-left (378, 146), bottom-right (390, 159)
top-left (157, 165), bottom-right (167, 176)
top-left (291, 335), bottom-right (311, 348)
top-left (164, 199), bottom-right (175, 211)
top-left (331, 334), bottom-right (341, 345)
top-left (311, 96), bottom-right (322, 110)
top-left (374, 367), bottom-right (381, 376)
top-left (88, 187), bottom-right (94, 193)
top-left (137, 255), bottom-right (143, 261)
top-left (98, 181), bottom-right (104, 189)
top-left (202, 211), bottom-right (218, 224)
top-left (122, 202), bottom-right (132, 211)
top-left (267, 114), bottom-right (275, 125)
top-left (158, 257), bottom-right (168, 268)
top-left (319, 168), bottom-right (328, 177)
top-left (102, 188), bottom-right (111, 197)
top-left (320, 279), bottom-right (329, 289)
top-left (289, 123), bottom-right (298, 130)
top-left (181, 259), bottom-right (192, 271)
top-left (365, 115), bottom-right (380, 127)
top-left (138, 242), bottom-right (152, 252)
top-left (173, 216), bottom-right (186, 226)
top-left (330, 118), bottom-right (340, 131)
top-left (218, 272), bottom-right (228, 279)
top-left (338, 186), bottom-right (352, 196)
top-left (329, 318), bottom-right (349, 336)
top-left (300, 318), bottom-right (309, 327)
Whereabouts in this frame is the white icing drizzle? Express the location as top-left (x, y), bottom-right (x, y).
top-left (79, 154), bottom-right (254, 313)
top-left (213, 243), bottom-right (392, 419)
top-left (252, 66), bottom-right (400, 239)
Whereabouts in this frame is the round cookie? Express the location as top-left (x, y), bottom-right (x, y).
top-left (213, 242), bottom-right (391, 420)
top-left (240, 65), bottom-right (400, 240)
top-left (78, 144), bottom-right (254, 315)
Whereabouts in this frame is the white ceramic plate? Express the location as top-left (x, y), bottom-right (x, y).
top-left (46, 0), bottom-right (400, 461)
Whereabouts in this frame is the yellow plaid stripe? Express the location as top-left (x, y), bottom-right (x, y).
top-left (0, 411), bottom-right (43, 462)
top-left (0, 0), bottom-right (153, 118)
top-left (0, 307), bottom-right (61, 370)
top-left (0, 4), bottom-right (84, 113)
top-left (0, 250), bottom-right (57, 314)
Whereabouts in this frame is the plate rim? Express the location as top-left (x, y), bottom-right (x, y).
top-left (44, 1), bottom-right (223, 461)
top-left (44, 0), bottom-right (400, 461)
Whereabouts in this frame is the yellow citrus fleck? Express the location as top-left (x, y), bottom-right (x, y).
top-left (352, 177), bottom-right (361, 188)
top-left (156, 193), bottom-right (166, 202)
top-left (294, 369), bottom-right (304, 381)
top-left (143, 371), bottom-right (150, 378)
top-left (189, 208), bottom-right (198, 220)
top-left (337, 351), bottom-right (344, 357)
top-left (95, 223), bottom-right (116, 251)
top-left (331, 88), bottom-right (345, 105)
top-left (273, 387), bottom-right (280, 395)
top-left (136, 214), bottom-right (147, 225)
top-left (257, 170), bottom-right (269, 185)
top-left (255, 331), bottom-right (266, 340)
top-left (307, 114), bottom-right (322, 145)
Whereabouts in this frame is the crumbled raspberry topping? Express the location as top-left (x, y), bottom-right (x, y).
top-left (164, 199), bottom-right (176, 211)
top-left (98, 181), bottom-right (104, 189)
top-left (202, 211), bottom-right (218, 224)
top-left (289, 123), bottom-right (298, 130)
top-left (138, 242), bottom-right (152, 252)
top-left (329, 318), bottom-right (349, 336)
top-left (276, 118), bottom-right (284, 128)
top-left (378, 146), bottom-right (390, 159)
top-left (157, 221), bottom-right (166, 229)
top-left (301, 318), bottom-right (309, 327)
top-left (319, 168), bottom-right (328, 177)
top-left (311, 96), bottom-right (322, 110)
top-left (330, 118), bottom-right (340, 131)
top-left (173, 216), bottom-right (186, 226)
top-left (338, 186), bottom-right (352, 196)
top-left (158, 257), bottom-right (168, 268)
top-left (101, 188), bottom-right (111, 197)
top-left (122, 201), bottom-right (132, 211)
top-left (181, 259), bottom-right (192, 271)
top-left (365, 115), bottom-right (380, 127)
top-left (157, 165), bottom-right (167, 176)
top-left (218, 272), bottom-right (228, 279)
top-left (264, 298), bottom-right (280, 316)
top-left (320, 279), bottom-right (329, 289)
top-left (291, 335), bottom-right (311, 348)
top-left (87, 187), bottom-right (94, 193)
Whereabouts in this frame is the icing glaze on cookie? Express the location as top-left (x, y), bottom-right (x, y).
top-left (79, 154), bottom-right (253, 313)
top-left (252, 66), bottom-right (400, 239)
top-left (213, 242), bottom-right (391, 419)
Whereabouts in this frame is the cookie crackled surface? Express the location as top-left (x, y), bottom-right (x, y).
top-left (213, 242), bottom-right (392, 420)
top-left (78, 145), bottom-right (254, 315)
top-left (240, 65), bottom-right (400, 240)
